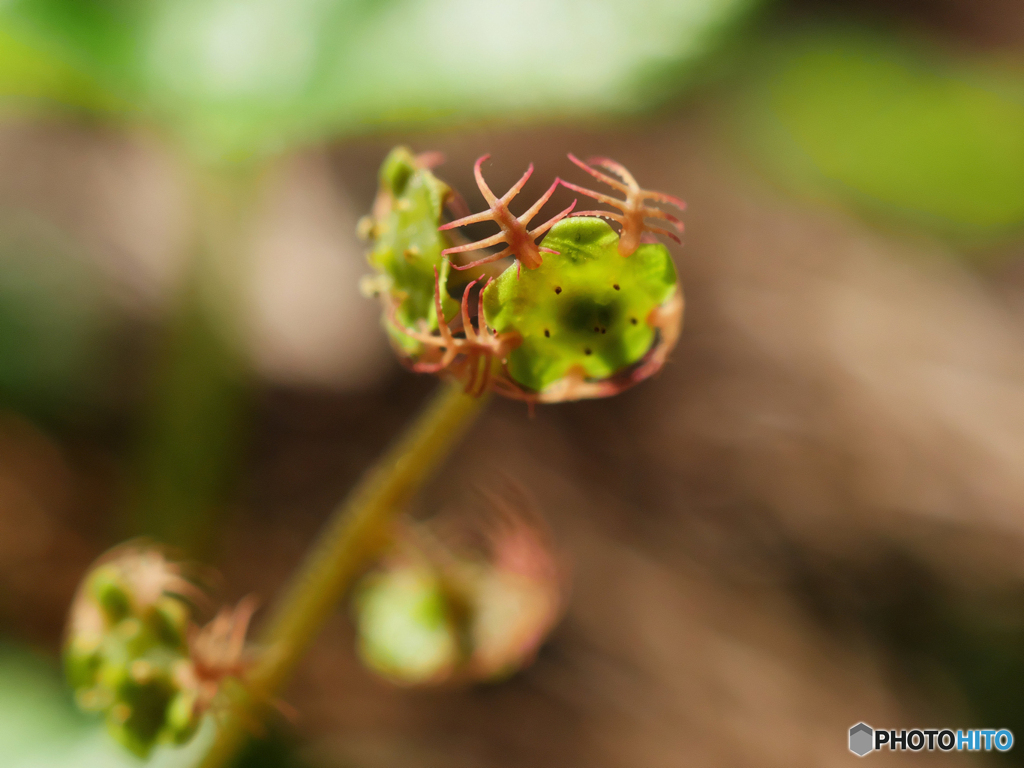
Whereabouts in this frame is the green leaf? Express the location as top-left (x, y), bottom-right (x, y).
top-left (0, 25), bottom-right (125, 113)
top-left (0, 0), bottom-right (762, 158)
top-left (735, 27), bottom-right (1024, 244)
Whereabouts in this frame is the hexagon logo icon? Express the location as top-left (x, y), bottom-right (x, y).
top-left (849, 723), bottom-right (874, 757)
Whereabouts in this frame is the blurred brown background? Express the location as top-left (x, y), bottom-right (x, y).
top-left (1, 0), bottom-right (1023, 765)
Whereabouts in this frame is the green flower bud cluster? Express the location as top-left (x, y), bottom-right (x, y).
top-left (64, 544), bottom-right (256, 758)
top-left (360, 147), bottom-right (684, 403)
top-left (352, 497), bottom-right (565, 686)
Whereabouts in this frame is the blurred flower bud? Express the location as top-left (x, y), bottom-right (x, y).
top-left (465, 499), bottom-right (563, 681)
top-left (64, 543), bottom-right (204, 756)
top-left (352, 486), bottom-right (567, 686)
top-left (353, 559), bottom-right (461, 686)
top-left (64, 542), bottom-right (258, 757)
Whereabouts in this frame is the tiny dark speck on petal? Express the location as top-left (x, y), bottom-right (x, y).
top-left (630, 318), bottom-right (637, 324)
top-left (613, 284), bottom-right (620, 290)
top-left (584, 348), bottom-right (592, 355)
top-left (554, 287), bottom-right (562, 294)
top-left (544, 329), bottom-right (550, 337)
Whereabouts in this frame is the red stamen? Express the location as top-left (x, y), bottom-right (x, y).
top-left (440, 156), bottom-right (576, 271)
top-left (561, 154), bottom-right (684, 256)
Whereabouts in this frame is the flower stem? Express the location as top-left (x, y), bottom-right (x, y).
top-left (196, 382), bottom-right (488, 768)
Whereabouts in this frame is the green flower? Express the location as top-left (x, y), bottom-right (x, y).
top-left (360, 146), bottom-right (458, 356)
top-left (484, 216), bottom-right (680, 399)
top-left (362, 149), bottom-right (685, 403)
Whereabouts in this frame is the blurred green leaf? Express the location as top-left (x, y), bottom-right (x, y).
top-left (0, 0), bottom-right (761, 158)
top-left (125, 167), bottom-right (256, 555)
top-left (0, 25), bottom-right (125, 113)
top-left (736, 28), bottom-right (1024, 244)
top-left (127, 282), bottom-right (249, 554)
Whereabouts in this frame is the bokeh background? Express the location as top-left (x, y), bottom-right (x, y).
top-left (1, 0), bottom-right (1024, 765)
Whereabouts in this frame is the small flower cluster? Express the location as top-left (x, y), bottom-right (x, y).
top-left (352, 489), bottom-right (566, 685)
top-left (64, 543), bottom-right (257, 758)
top-left (360, 147), bottom-right (684, 403)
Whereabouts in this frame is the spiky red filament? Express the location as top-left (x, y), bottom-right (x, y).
top-left (172, 594), bottom-right (259, 724)
top-left (392, 268), bottom-right (521, 397)
top-left (560, 154), bottom-right (685, 257)
top-left (188, 595), bottom-right (258, 686)
top-left (440, 155), bottom-right (576, 272)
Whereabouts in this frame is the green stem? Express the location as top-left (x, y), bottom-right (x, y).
top-left (196, 382), bottom-right (488, 768)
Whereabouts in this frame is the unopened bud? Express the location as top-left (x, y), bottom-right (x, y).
top-left (352, 488), bottom-right (567, 686)
top-left (64, 542), bottom-right (257, 757)
top-left (353, 562), bottom-right (460, 686)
